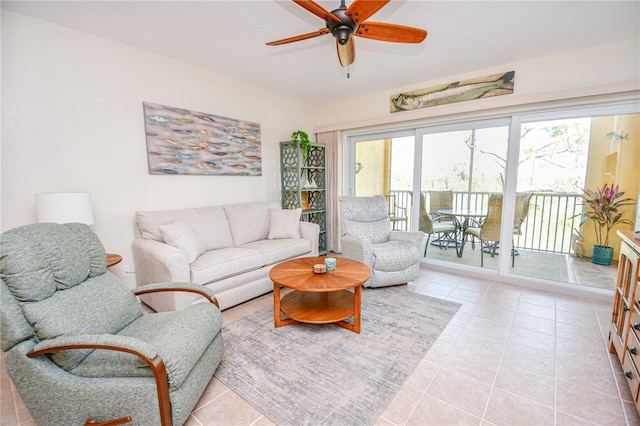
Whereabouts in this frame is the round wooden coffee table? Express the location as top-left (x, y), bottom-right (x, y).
top-left (269, 257), bottom-right (370, 333)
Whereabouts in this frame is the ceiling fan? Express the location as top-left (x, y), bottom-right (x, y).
top-left (266, 0), bottom-right (427, 67)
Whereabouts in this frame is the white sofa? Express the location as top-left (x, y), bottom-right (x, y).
top-left (132, 201), bottom-right (319, 311)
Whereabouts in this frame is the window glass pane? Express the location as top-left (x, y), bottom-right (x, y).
top-left (511, 113), bottom-right (639, 290)
top-left (355, 136), bottom-right (414, 230)
top-left (421, 125), bottom-right (508, 270)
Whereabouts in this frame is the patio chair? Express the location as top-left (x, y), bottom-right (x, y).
top-left (0, 222), bottom-right (224, 426)
top-left (339, 195), bottom-right (423, 287)
top-left (384, 194), bottom-right (408, 230)
top-left (427, 190), bottom-right (458, 246)
top-left (464, 193), bottom-right (516, 267)
top-left (428, 190), bottom-right (454, 213)
top-left (511, 192), bottom-right (533, 256)
top-left (419, 193), bottom-right (457, 256)
top-left (514, 192), bottom-right (533, 235)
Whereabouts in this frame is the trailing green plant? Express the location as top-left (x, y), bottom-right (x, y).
top-left (291, 130), bottom-right (311, 164)
top-left (576, 183), bottom-right (635, 247)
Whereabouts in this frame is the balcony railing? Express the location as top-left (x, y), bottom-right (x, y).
top-left (388, 190), bottom-right (582, 255)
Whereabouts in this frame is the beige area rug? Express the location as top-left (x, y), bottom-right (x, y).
top-left (214, 287), bottom-right (460, 426)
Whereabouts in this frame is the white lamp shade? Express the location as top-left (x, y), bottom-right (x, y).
top-left (36, 192), bottom-right (94, 225)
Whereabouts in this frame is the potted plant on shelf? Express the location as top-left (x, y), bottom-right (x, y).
top-left (291, 130), bottom-right (311, 165)
top-left (576, 183), bottom-right (636, 265)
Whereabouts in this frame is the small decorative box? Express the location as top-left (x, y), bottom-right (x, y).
top-left (324, 257), bottom-right (336, 271)
top-left (313, 264), bottom-right (327, 274)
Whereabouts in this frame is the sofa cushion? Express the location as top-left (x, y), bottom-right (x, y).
top-left (136, 206), bottom-right (233, 251)
top-left (268, 208), bottom-right (301, 239)
top-left (241, 238), bottom-right (311, 265)
top-left (70, 303), bottom-right (222, 391)
top-left (189, 248), bottom-right (264, 284)
top-left (224, 201), bottom-right (280, 246)
top-left (343, 218), bottom-right (390, 244)
top-left (160, 221), bottom-right (206, 263)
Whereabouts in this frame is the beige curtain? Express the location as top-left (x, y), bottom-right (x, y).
top-left (316, 131), bottom-right (340, 253)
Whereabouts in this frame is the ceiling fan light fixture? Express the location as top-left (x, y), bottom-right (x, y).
top-left (334, 26), bottom-right (353, 45)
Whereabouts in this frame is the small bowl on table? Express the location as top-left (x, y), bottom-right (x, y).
top-left (313, 264), bottom-right (327, 274)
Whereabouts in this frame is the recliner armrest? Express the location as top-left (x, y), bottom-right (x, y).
top-left (30, 334), bottom-right (158, 360)
top-left (29, 334), bottom-right (172, 426)
top-left (340, 234), bottom-right (374, 267)
top-left (389, 230), bottom-right (425, 249)
top-left (133, 282), bottom-right (219, 308)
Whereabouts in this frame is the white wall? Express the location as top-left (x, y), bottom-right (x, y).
top-left (311, 38), bottom-right (640, 130)
top-left (1, 11), bottom-right (316, 272)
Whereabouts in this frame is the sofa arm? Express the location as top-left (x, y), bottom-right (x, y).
top-left (132, 238), bottom-right (190, 287)
top-left (299, 221), bottom-right (320, 256)
top-left (340, 234), bottom-right (374, 267)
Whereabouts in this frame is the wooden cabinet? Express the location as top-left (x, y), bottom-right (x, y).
top-left (610, 231), bottom-right (640, 413)
top-left (279, 141), bottom-right (327, 255)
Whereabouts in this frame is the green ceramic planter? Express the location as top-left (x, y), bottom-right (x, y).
top-left (591, 245), bottom-right (614, 266)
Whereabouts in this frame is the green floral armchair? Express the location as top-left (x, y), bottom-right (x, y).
top-left (0, 223), bottom-right (223, 426)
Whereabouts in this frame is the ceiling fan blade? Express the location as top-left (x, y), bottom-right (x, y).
top-left (354, 21), bottom-right (427, 43)
top-left (293, 0), bottom-right (341, 23)
top-left (266, 28), bottom-right (330, 46)
top-left (345, 0), bottom-right (389, 23)
top-left (336, 37), bottom-right (355, 67)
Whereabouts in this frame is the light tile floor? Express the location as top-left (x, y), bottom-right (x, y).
top-left (2, 267), bottom-right (640, 426)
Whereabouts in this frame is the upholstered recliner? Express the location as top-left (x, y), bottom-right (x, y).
top-left (0, 223), bottom-right (223, 426)
top-left (339, 195), bottom-right (424, 287)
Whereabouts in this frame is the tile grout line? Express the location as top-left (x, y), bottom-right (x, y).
top-left (553, 301), bottom-right (559, 426)
top-left (592, 300), bottom-right (633, 426)
top-left (397, 277), bottom-right (466, 426)
top-left (479, 280), bottom-right (519, 424)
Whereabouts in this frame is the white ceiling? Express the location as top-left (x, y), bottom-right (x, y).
top-left (3, 1), bottom-right (639, 104)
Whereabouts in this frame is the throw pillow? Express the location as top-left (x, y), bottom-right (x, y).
top-left (159, 221), bottom-right (206, 263)
top-left (268, 208), bottom-right (302, 239)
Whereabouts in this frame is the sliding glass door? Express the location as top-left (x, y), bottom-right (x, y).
top-left (418, 120), bottom-right (509, 270)
top-left (512, 111), bottom-right (639, 290)
top-left (345, 100), bottom-right (639, 293)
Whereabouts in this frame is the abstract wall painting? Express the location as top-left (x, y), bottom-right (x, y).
top-left (390, 71), bottom-right (515, 113)
top-left (143, 102), bottom-right (262, 176)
